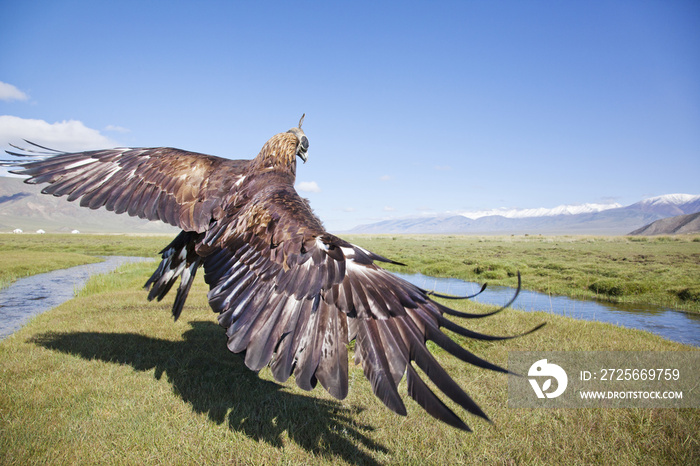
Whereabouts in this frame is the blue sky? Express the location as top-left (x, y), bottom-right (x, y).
top-left (1, 0), bottom-right (698, 231)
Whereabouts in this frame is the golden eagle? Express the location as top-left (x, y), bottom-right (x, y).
top-left (4, 116), bottom-right (542, 431)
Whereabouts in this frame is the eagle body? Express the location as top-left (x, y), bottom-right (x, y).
top-left (5, 118), bottom-right (541, 431)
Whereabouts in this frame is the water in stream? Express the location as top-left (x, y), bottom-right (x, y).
top-left (0, 256), bottom-right (153, 340)
top-left (393, 271), bottom-right (700, 347)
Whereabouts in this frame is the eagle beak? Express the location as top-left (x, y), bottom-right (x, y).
top-left (297, 135), bottom-right (309, 163)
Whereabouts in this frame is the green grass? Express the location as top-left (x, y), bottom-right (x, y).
top-left (1, 257), bottom-right (698, 463)
top-left (0, 233), bottom-right (170, 257)
top-left (343, 234), bottom-right (700, 314)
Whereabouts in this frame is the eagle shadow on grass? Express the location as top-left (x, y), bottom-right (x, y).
top-left (30, 320), bottom-right (388, 465)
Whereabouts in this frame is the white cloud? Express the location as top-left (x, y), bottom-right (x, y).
top-left (342, 207), bottom-right (356, 212)
top-left (105, 124), bottom-right (130, 133)
top-left (379, 174), bottom-right (392, 181)
top-left (297, 181), bottom-right (321, 193)
top-left (0, 115), bottom-right (117, 152)
top-left (383, 206), bottom-right (395, 211)
top-left (0, 82), bottom-right (29, 102)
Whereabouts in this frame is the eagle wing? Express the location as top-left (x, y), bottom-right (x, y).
top-left (6, 142), bottom-right (248, 232)
top-left (201, 182), bottom-right (541, 431)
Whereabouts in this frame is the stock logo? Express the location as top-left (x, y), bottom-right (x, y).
top-left (528, 359), bottom-right (568, 398)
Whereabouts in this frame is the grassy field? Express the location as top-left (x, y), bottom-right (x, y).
top-left (0, 262), bottom-right (697, 464)
top-left (344, 234), bottom-right (700, 314)
top-left (0, 233), bottom-right (169, 257)
top-left (0, 234), bottom-right (698, 464)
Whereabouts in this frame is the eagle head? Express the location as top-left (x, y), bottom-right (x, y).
top-left (253, 115), bottom-right (309, 172)
top-left (287, 114), bottom-right (309, 164)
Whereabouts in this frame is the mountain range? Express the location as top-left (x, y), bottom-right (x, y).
top-left (350, 194), bottom-right (700, 235)
top-left (2, 174), bottom-right (699, 236)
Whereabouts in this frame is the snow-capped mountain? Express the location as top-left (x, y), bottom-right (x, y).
top-left (349, 194), bottom-right (700, 235)
top-left (459, 202), bottom-right (622, 220)
top-left (642, 193), bottom-right (700, 205)
top-left (625, 194), bottom-right (700, 217)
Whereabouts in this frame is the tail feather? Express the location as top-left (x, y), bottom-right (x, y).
top-left (172, 259), bottom-right (202, 320)
top-left (145, 231), bottom-right (202, 320)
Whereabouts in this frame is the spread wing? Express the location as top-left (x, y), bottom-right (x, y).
top-left (201, 183), bottom-right (542, 431)
top-left (5, 141), bottom-right (249, 232)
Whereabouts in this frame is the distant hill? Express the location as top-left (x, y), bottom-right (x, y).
top-left (629, 212), bottom-right (700, 236)
top-left (350, 194), bottom-right (700, 235)
top-left (0, 176), bottom-right (178, 234)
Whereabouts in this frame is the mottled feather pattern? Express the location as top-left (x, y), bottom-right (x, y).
top-left (13, 146), bottom-right (247, 232)
top-left (251, 133), bottom-right (302, 173)
top-left (5, 122), bottom-right (543, 431)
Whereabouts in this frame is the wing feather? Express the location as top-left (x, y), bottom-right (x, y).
top-left (269, 297), bottom-right (315, 383)
top-left (374, 318), bottom-right (409, 386)
top-left (354, 318), bottom-right (406, 415)
top-left (405, 364), bottom-right (470, 431)
top-left (198, 187), bottom-right (543, 431)
top-left (112, 178), bottom-right (141, 214)
top-left (396, 315), bottom-right (489, 420)
top-left (244, 293), bottom-right (296, 372)
top-left (292, 295), bottom-right (324, 391)
top-left (314, 302), bottom-right (349, 399)
top-left (9, 146), bottom-right (249, 232)
top-left (226, 283), bottom-right (277, 353)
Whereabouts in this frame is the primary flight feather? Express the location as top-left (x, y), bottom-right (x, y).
top-left (4, 116), bottom-right (542, 431)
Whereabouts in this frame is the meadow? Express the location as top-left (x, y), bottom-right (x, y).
top-left (0, 233), bottom-right (698, 464)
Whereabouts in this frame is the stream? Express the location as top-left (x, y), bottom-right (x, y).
top-left (0, 256), bottom-right (153, 340)
top-left (393, 271), bottom-right (700, 347)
